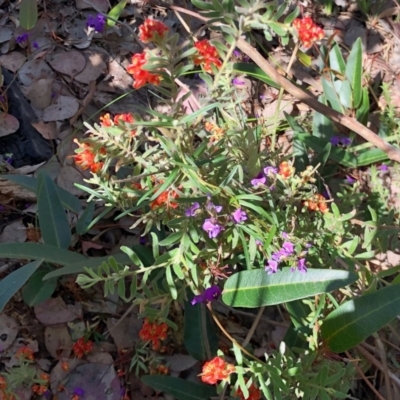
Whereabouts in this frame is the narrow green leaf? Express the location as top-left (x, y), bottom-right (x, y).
top-left (159, 232), bottom-right (183, 246)
top-left (107, 0), bottom-right (126, 27)
top-left (2, 175), bottom-right (81, 213)
top-left (141, 375), bottom-right (216, 400)
top-left (19, 0), bottom-right (38, 30)
top-left (233, 63), bottom-right (280, 89)
top-left (222, 268), bottom-right (357, 307)
top-left (345, 37), bottom-right (363, 108)
top-left (0, 259), bottom-right (43, 312)
top-left (329, 44), bottom-right (346, 75)
top-left (76, 201), bottom-right (95, 235)
top-left (356, 86), bottom-right (370, 125)
top-left (0, 243), bottom-right (85, 264)
top-left (22, 267), bottom-right (57, 306)
top-left (321, 284), bottom-right (400, 352)
top-left (184, 298), bottom-right (219, 361)
top-left (37, 172), bottom-right (71, 249)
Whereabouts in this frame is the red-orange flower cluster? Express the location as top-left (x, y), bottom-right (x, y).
top-left (304, 194), bottom-right (329, 213)
top-left (193, 40), bottom-right (222, 73)
top-left (99, 113), bottom-right (136, 136)
top-left (72, 337), bottom-right (93, 359)
top-left (200, 356), bottom-right (235, 385)
top-left (139, 318), bottom-right (168, 350)
top-left (139, 18), bottom-right (169, 43)
top-left (278, 161), bottom-right (295, 179)
top-left (15, 347), bottom-right (34, 361)
top-left (293, 17), bottom-right (324, 49)
top-left (73, 139), bottom-right (104, 174)
top-left (235, 381), bottom-right (261, 400)
top-left (126, 52), bottom-right (162, 89)
top-left (150, 190), bottom-right (179, 210)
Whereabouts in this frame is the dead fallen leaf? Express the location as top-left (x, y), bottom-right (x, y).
top-left (50, 358), bottom-right (85, 394)
top-left (0, 52), bottom-right (26, 72)
top-left (0, 219), bottom-right (27, 243)
top-left (56, 165), bottom-right (86, 196)
top-left (48, 50), bottom-right (87, 77)
top-left (18, 59), bottom-right (55, 86)
top-left (74, 51), bottom-right (106, 84)
top-left (45, 325), bottom-right (73, 358)
top-left (0, 113), bottom-right (20, 137)
top-left (34, 297), bottom-right (82, 325)
top-left (0, 27), bottom-right (13, 43)
top-left (43, 96), bottom-right (80, 121)
top-left (31, 120), bottom-right (59, 139)
top-left (0, 314), bottom-right (19, 352)
top-left (163, 354), bottom-right (198, 373)
top-left (106, 315), bottom-right (142, 351)
top-left (26, 78), bottom-right (54, 109)
top-left (76, 0), bottom-right (109, 12)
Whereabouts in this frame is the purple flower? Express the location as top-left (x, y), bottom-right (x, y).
top-left (251, 172), bottom-right (266, 187)
top-left (330, 135), bottom-right (352, 146)
top-left (341, 137), bottom-right (352, 146)
top-left (330, 136), bottom-right (340, 146)
top-left (32, 41), bottom-right (39, 49)
top-left (191, 285), bottom-right (222, 305)
top-left (297, 258), bottom-right (307, 273)
top-left (5, 156), bottom-right (13, 165)
top-left (265, 260), bottom-right (279, 274)
top-left (282, 241), bottom-right (294, 255)
top-left (233, 49), bottom-right (241, 57)
top-left (255, 239), bottom-right (263, 246)
top-left (185, 202), bottom-right (200, 217)
top-left (16, 33), bottom-right (29, 44)
top-left (305, 243), bottom-right (312, 248)
top-left (281, 232), bottom-right (289, 239)
top-left (231, 208), bottom-right (247, 224)
top-left (73, 388), bottom-right (85, 396)
top-left (263, 166), bottom-right (278, 175)
top-left (379, 164), bottom-right (389, 171)
top-left (206, 202), bottom-right (222, 213)
top-left (345, 175), bottom-right (356, 184)
top-left (87, 14), bottom-right (106, 32)
top-left (203, 219), bottom-right (224, 238)
top-left (232, 78), bottom-right (245, 85)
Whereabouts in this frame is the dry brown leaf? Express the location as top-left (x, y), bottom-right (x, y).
top-left (0, 27), bottom-right (13, 43)
top-left (26, 78), bottom-right (54, 109)
top-left (0, 220), bottom-right (27, 243)
top-left (0, 52), bottom-right (26, 72)
top-left (0, 314), bottom-right (19, 352)
top-left (74, 51), bottom-right (106, 84)
top-left (76, 0), bottom-right (109, 12)
top-left (56, 165), bottom-right (86, 196)
top-left (43, 95), bottom-right (80, 121)
top-left (34, 297), bottom-right (82, 325)
top-left (0, 113), bottom-right (19, 137)
top-left (48, 50), bottom-right (87, 77)
top-left (45, 325), bottom-right (73, 358)
top-left (31, 120), bottom-right (59, 139)
top-left (18, 59), bottom-right (55, 86)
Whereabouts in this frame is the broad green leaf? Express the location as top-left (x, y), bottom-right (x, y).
top-left (19, 0), bottom-right (38, 30)
top-left (0, 259), bottom-right (43, 312)
top-left (183, 299), bottom-right (219, 361)
top-left (356, 86), bottom-right (370, 125)
top-left (284, 6), bottom-right (299, 24)
top-left (321, 284), bottom-right (400, 352)
top-left (329, 44), bottom-right (346, 75)
top-left (233, 63), bottom-right (280, 89)
top-left (141, 375), bottom-right (216, 400)
top-left (107, 0), bottom-right (126, 27)
top-left (354, 148), bottom-right (388, 166)
top-left (338, 80), bottom-right (352, 109)
top-left (222, 268), bottom-right (357, 307)
top-left (2, 175), bottom-right (81, 213)
top-left (37, 172), bottom-right (71, 249)
top-left (22, 267), bottom-right (57, 306)
top-left (0, 243), bottom-right (85, 265)
top-left (284, 300), bottom-right (313, 349)
top-left (345, 37), bottom-right (362, 108)
top-left (76, 201), bottom-right (95, 235)
top-left (269, 21), bottom-right (287, 37)
top-left (321, 78), bottom-right (343, 113)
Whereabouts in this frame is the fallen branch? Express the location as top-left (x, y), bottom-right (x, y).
top-left (169, 5), bottom-right (400, 163)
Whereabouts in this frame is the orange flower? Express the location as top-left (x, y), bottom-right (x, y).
top-left (72, 337), bottom-right (93, 359)
top-left (32, 385), bottom-right (48, 395)
top-left (139, 19), bottom-right (168, 43)
top-left (15, 347), bottom-right (34, 361)
top-left (73, 139), bottom-right (104, 174)
top-left (100, 113), bottom-right (113, 127)
top-left (126, 52), bottom-right (162, 89)
top-left (193, 39), bottom-right (222, 73)
top-left (278, 161), bottom-right (295, 179)
top-left (200, 356), bottom-right (235, 385)
top-left (304, 194), bottom-right (329, 213)
top-left (114, 113), bottom-right (136, 136)
top-left (0, 376), bottom-right (7, 389)
top-left (293, 17), bottom-right (324, 49)
top-left (139, 318), bottom-right (168, 350)
top-left (150, 190), bottom-right (179, 210)
top-left (235, 381), bottom-right (261, 400)
top-left (61, 361), bottom-right (69, 371)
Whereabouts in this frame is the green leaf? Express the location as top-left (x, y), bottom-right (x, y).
top-left (356, 86), bottom-right (370, 125)
top-left (19, 0), bottom-right (38, 30)
top-left (76, 201), bottom-right (95, 235)
top-left (321, 284), bottom-right (400, 352)
top-left (329, 44), bottom-right (346, 75)
top-left (0, 243), bottom-right (85, 265)
top-left (22, 267), bottom-right (57, 306)
top-left (0, 259), bottom-right (43, 312)
top-left (345, 37), bottom-right (363, 108)
top-left (269, 21), bottom-right (287, 37)
top-left (2, 175), bottom-right (81, 213)
top-left (37, 172), bottom-right (71, 249)
top-left (107, 0), bottom-right (126, 27)
top-left (233, 63), bottom-right (280, 89)
top-left (284, 6), bottom-right (299, 24)
top-left (184, 299), bottom-right (219, 361)
top-left (141, 375), bottom-right (216, 400)
top-left (222, 268), bottom-right (358, 307)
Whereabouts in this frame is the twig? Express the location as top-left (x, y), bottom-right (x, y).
top-left (167, 5), bottom-right (400, 163)
top-left (375, 334), bottom-right (393, 400)
top-left (242, 306), bottom-right (265, 348)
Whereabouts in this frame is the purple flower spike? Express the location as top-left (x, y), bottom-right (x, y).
top-left (32, 41), bottom-right (39, 49)
top-left (330, 136), bottom-right (340, 146)
top-left (341, 137), bottom-right (352, 146)
top-left (282, 241), bottom-right (294, 255)
top-left (191, 294), bottom-right (205, 305)
top-left (251, 172), bottom-right (266, 187)
top-left (379, 164), bottom-right (389, 171)
top-left (233, 49), bottom-right (241, 57)
top-left (191, 285), bottom-right (222, 305)
top-left (345, 175), bottom-right (356, 185)
top-left (206, 202), bottom-right (222, 213)
top-left (203, 219), bottom-right (224, 238)
top-left (265, 260), bottom-right (279, 274)
top-left (231, 208), bottom-right (247, 224)
top-left (263, 166), bottom-right (278, 176)
top-left (185, 202), bottom-right (200, 217)
top-left (297, 258), bottom-right (307, 273)
top-left (16, 33), bottom-right (29, 44)
top-left (87, 14), bottom-right (106, 32)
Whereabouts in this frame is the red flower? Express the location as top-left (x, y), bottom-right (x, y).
top-left (235, 381), bottom-right (261, 400)
top-left (293, 17), bottom-right (324, 49)
top-left (114, 113), bottom-right (136, 136)
top-left (139, 18), bottom-right (168, 43)
top-left (278, 161), bottom-right (295, 179)
top-left (150, 190), bottom-right (179, 210)
top-left (139, 318), bottom-right (168, 350)
top-left (73, 139), bottom-right (104, 174)
top-left (304, 194), bottom-right (329, 213)
top-left (15, 346), bottom-right (34, 361)
top-left (72, 337), bottom-right (93, 359)
top-left (200, 356), bottom-right (235, 385)
top-left (99, 113), bottom-right (113, 127)
top-left (126, 52), bottom-right (162, 89)
top-left (193, 39), bottom-right (222, 73)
